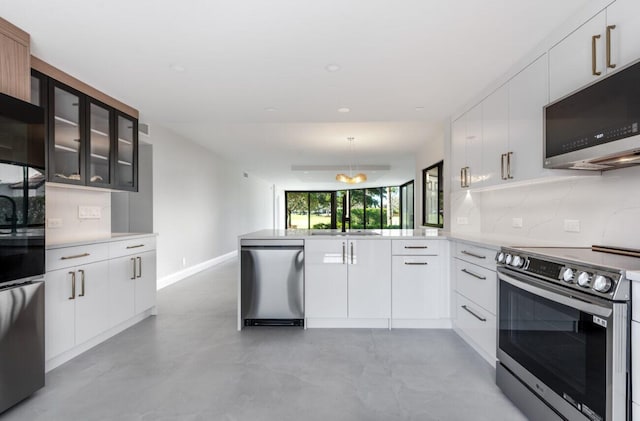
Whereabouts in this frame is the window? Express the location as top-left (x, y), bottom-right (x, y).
top-left (285, 183), bottom-right (409, 230)
top-left (422, 161), bottom-right (444, 228)
top-left (400, 180), bottom-right (415, 229)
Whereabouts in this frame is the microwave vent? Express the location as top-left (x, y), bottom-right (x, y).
top-left (569, 162), bottom-right (612, 170)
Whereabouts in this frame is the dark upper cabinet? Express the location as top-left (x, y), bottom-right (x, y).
top-left (31, 70), bottom-right (138, 192)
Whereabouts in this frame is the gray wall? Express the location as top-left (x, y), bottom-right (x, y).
top-left (151, 124), bottom-right (273, 280)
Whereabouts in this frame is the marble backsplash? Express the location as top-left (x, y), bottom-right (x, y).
top-left (450, 165), bottom-right (640, 249)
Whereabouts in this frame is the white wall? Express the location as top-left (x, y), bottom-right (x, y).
top-left (415, 126), bottom-right (445, 228)
top-left (151, 124), bottom-right (273, 280)
top-left (450, 166), bottom-right (640, 247)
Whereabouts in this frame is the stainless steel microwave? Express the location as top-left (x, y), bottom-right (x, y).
top-left (544, 59), bottom-right (640, 170)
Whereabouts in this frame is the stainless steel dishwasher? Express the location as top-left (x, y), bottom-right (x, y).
top-left (240, 239), bottom-right (304, 327)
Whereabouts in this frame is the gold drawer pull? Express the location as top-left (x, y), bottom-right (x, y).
top-left (61, 253), bottom-right (90, 260)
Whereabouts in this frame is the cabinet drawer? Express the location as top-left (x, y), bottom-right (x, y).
top-left (455, 293), bottom-right (496, 361)
top-left (454, 242), bottom-right (497, 270)
top-left (46, 243), bottom-right (109, 272)
top-left (392, 239), bottom-right (441, 256)
top-left (109, 236), bottom-right (156, 259)
top-left (454, 259), bottom-right (496, 315)
top-left (392, 255), bottom-right (442, 319)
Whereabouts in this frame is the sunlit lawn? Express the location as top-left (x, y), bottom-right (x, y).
top-left (289, 214), bottom-right (400, 229)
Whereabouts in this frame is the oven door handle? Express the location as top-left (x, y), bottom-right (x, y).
top-left (498, 270), bottom-right (613, 318)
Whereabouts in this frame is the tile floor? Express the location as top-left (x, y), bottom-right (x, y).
top-left (2, 259), bottom-right (526, 420)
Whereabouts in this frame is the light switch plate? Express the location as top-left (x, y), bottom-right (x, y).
top-left (78, 206), bottom-right (102, 219)
top-left (47, 218), bottom-right (62, 228)
top-left (512, 217), bottom-right (523, 228)
top-left (457, 217), bottom-right (469, 225)
top-left (564, 219), bottom-right (580, 233)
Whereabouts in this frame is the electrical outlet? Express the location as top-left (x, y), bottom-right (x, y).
top-left (512, 217), bottom-right (523, 228)
top-left (457, 217), bottom-right (469, 225)
top-left (47, 218), bottom-right (62, 228)
top-left (564, 219), bottom-right (580, 233)
top-left (78, 206), bottom-right (101, 219)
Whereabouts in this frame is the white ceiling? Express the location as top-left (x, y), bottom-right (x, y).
top-left (1, 0), bottom-right (590, 189)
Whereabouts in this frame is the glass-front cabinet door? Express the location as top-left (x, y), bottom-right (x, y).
top-left (50, 83), bottom-right (84, 184)
top-left (115, 114), bottom-right (137, 191)
top-left (87, 101), bottom-right (112, 187)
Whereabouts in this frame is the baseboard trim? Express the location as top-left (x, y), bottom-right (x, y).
top-left (157, 250), bottom-right (237, 290)
top-left (391, 319), bottom-right (452, 329)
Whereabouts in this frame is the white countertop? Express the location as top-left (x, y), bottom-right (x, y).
top-left (46, 232), bottom-right (157, 250)
top-left (628, 271), bottom-right (640, 282)
top-left (239, 229), bottom-right (574, 250)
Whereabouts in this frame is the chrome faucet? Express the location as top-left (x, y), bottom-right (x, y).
top-left (0, 195), bottom-right (17, 234)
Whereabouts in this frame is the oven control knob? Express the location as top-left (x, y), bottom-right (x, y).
top-left (593, 275), bottom-right (613, 293)
top-left (505, 254), bottom-right (513, 265)
top-left (512, 256), bottom-right (524, 268)
top-left (577, 272), bottom-right (591, 287)
top-left (496, 252), bottom-right (505, 263)
top-left (562, 268), bottom-right (575, 283)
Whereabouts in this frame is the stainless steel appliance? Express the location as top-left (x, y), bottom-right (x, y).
top-left (496, 247), bottom-right (638, 421)
top-left (240, 239), bottom-right (304, 327)
top-left (544, 58), bottom-right (640, 170)
top-left (0, 92), bottom-right (46, 413)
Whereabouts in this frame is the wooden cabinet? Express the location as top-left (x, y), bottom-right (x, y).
top-left (451, 240), bottom-right (498, 366)
top-left (31, 68), bottom-right (139, 191)
top-left (0, 18), bottom-right (30, 101)
top-left (305, 238), bottom-right (391, 320)
top-left (549, 0), bottom-right (640, 102)
top-left (391, 239), bottom-right (445, 321)
top-left (45, 251), bottom-right (109, 360)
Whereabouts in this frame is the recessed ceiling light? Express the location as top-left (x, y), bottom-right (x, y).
top-left (170, 64), bottom-right (186, 72)
top-left (325, 64), bottom-right (341, 72)
top-left (415, 106), bottom-right (424, 111)
top-left (264, 107), bottom-right (277, 112)
top-left (337, 107), bottom-right (350, 113)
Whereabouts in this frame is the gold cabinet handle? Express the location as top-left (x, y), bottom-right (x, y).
top-left (126, 244), bottom-right (145, 249)
top-left (507, 152), bottom-right (513, 179)
top-left (131, 257), bottom-right (136, 280)
top-left (342, 242), bottom-right (346, 264)
top-left (350, 242), bottom-right (354, 264)
top-left (61, 252), bottom-right (90, 260)
top-left (592, 34), bottom-right (602, 76)
top-left (78, 269), bottom-right (85, 297)
top-left (137, 256), bottom-right (142, 278)
top-left (68, 271), bottom-right (76, 300)
top-left (606, 25), bottom-right (616, 69)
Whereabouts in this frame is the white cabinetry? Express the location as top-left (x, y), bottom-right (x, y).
top-left (305, 238), bottom-right (391, 327)
top-left (481, 84), bottom-right (509, 187)
top-left (45, 245), bottom-right (110, 360)
top-left (549, 0), bottom-right (640, 102)
top-left (451, 241), bottom-right (498, 366)
top-left (391, 239), bottom-right (448, 328)
top-left (45, 235), bottom-right (157, 371)
top-left (451, 103), bottom-right (483, 191)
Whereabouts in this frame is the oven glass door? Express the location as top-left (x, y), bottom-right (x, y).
top-left (499, 278), bottom-right (607, 419)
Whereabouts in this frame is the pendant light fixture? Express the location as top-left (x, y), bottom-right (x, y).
top-left (336, 137), bottom-right (367, 184)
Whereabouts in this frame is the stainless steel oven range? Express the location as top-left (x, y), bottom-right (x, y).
top-left (495, 246), bottom-right (639, 421)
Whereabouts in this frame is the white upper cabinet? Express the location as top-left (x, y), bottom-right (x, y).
top-left (550, 0), bottom-right (640, 102)
top-left (605, 0), bottom-right (640, 71)
top-left (481, 84), bottom-right (509, 187)
top-left (549, 10), bottom-right (606, 102)
top-left (451, 103), bottom-right (483, 191)
top-left (507, 54), bottom-right (549, 181)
